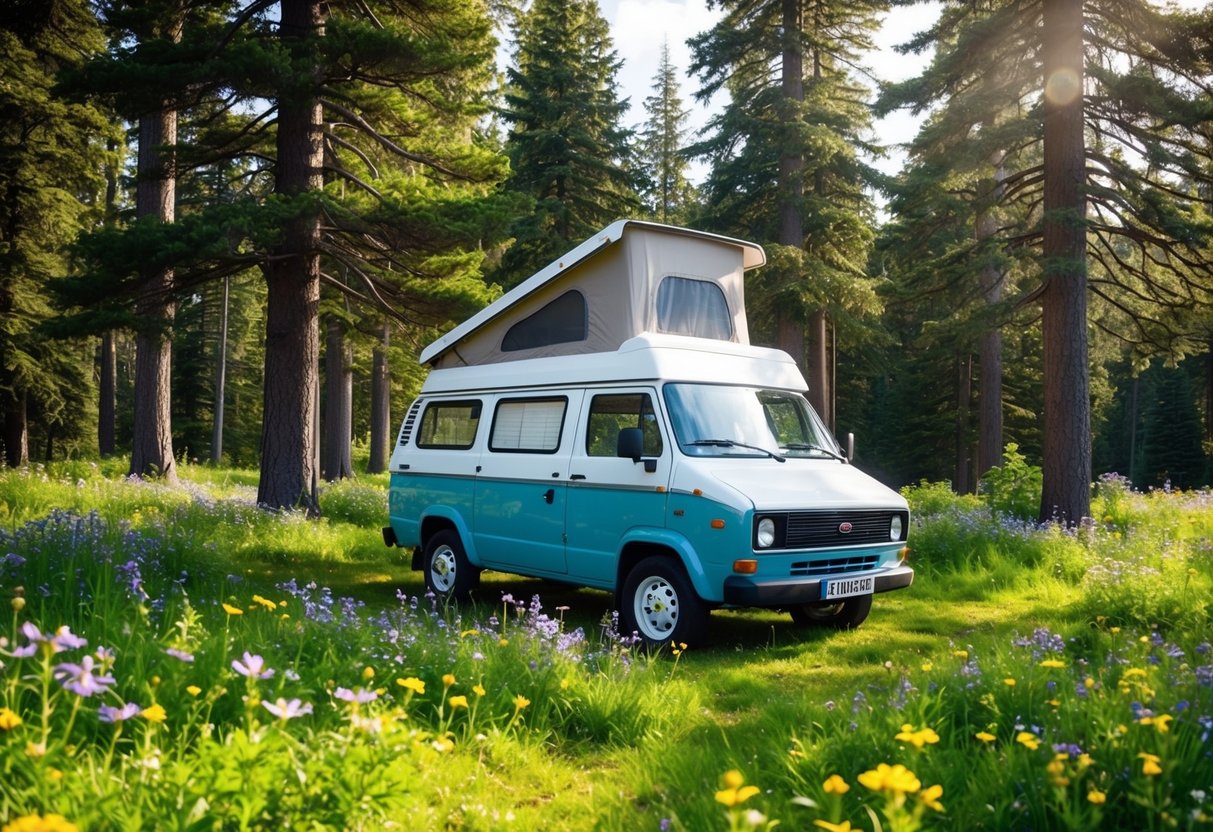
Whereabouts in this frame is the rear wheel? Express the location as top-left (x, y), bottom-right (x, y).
top-left (788, 594), bottom-right (872, 630)
top-left (621, 556), bottom-right (709, 649)
top-left (423, 529), bottom-right (479, 601)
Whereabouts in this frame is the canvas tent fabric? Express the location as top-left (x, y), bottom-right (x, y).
top-left (422, 221), bottom-right (766, 369)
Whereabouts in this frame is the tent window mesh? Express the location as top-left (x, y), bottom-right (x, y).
top-left (655, 276), bottom-right (732, 340)
top-left (502, 290), bottom-right (587, 352)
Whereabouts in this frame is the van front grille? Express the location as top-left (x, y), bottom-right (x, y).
top-left (784, 510), bottom-right (905, 549)
top-left (789, 554), bottom-right (881, 577)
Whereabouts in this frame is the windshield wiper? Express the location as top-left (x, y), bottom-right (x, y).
top-left (687, 439), bottom-right (785, 462)
top-left (782, 442), bottom-right (847, 462)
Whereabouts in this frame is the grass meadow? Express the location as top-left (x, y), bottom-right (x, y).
top-left (0, 461), bottom-right (1210, 831)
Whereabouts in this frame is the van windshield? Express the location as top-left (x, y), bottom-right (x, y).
top-left (663, 384), bottom-right (843, 460)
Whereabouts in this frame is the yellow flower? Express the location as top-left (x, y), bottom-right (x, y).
top-left (460, 629), bottom-right (480, 638)
top-left (186, 685), bottom-right (202, 697)
top-left (975, 731), bottom-right (996, 743)
top-left (1039, 659), bottom-right (1066, 669)
top-left (715, 771), bottom-right (760, 808)
top-left (498, 638), bottom-right (509, 647)
top-left (362, 666), bottom-right (375, 681)
top-left (1139, 713), bottom-right (1173, 733)
top-left (952, 650), bottom-right (969, 659)
top-left (0, 707), bottom-right (23, 730)
top-left (921, 661), bottom-right (933, 672)
top-left (141, 704), bottom-right (167, 723)
top-left (2, 813), bottom-right (80, 832)
top-left (1122, 668), bottom-right (1147, 679)
top-left (858, 763), bottom-right (921, 797)
top-left (918, 783), bottom-right (944, 812)
top-left (823, 774), bottom-right (849, 795)
top-left (397, 677), bottom-right (425, 695)
top-left (513, 694), bottom-right (531, 710)
top-left (1016, 731), bottom-right (1041, 750)
top-left (431, 736), bottom-right (455, 753)
top-left (1109, 627), bottom-right (1120, 634)
top-left (251, 594), bottom-right (277, 611)
top-left (1138, 752), bottom-right (1162, 776)
top-left (895, 724), bottom-right (941, 749)
top-left (442, 673), bottom-right (456, 688)
top-left (1003, 677), bottom-right (1017, 687)
top-left (448, 695), bottom-right (469, 710)
top-left (1084, 677), bottom-right (1095, 689)
top-left (813, 821), bottom-right (852, 832)
top-left (1088, 789), bottom-right (1107, 804)
top-left (222, 603), bottom-right (243, 616)
top-left (473, 684), bottom-right (486, 697)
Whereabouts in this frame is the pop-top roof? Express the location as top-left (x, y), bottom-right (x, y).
top-left (420, 220), bottom-right (766, 368)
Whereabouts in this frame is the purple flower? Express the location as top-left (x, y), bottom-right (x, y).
top-left (165, 648), bottom-right (194, 664)
top-left (334, 687), bottom-right (378, 703)
top-left (98, 702), bottom-right (141, 723)
top-left (262, 697), bottom-right (313, 720)
top-left (54, 655), bottom-right (116, 697)
top-left (9, 623), bottom-right (87, 658)
top-left (231, 651), bottom-right (274, 679)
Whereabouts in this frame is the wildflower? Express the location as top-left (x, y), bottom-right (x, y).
top-left (895, 723), bottom-right (940, 749)
top-left (362, 666), bottom-right (375, 681)
top-left (715, 770), bottom-right (760, 807)
top-left (11, 597), bottom-right (25, 612)
top-left (397, 677), bottom-right (425, 695)
top-left (98, 703), bottom-right (141, 723)
top-left (823, 774), bottom-right (849, 795)
top-left (1138, 752), bottom-right (1162, 776)
top-left (918, 783), bottom-right (945, 812)
top-left (1016, 731), bottom-right (1041, 750)
top-left (473, 684), bottom-right (486, 697)
top-left (448, 695), bottom-right (469, 710)
top-left (1, 813), bottom-right (80, 832)
top-left (442, 673), bottom-right (456, 687)
top-left (53, 655), bottom-right (116, 698)
top-left (334, 687), bottom-right (378, 703)
top-left (859, 764), bottom-right (921, 808)
top-left (921, 661), bottom-right (933, 672)
top-left (1003, 677), bottom-right (1017, 687)
top-left (432, 736), bottom-right (455, 753)
top-left (231, 652), bottom-right (274, 680)
top-left (262, 698), bottom-right (313, 720)
top-left (952, 649), bottom-right (968, 659)
top-left (1139, 714), bottom-right (1173, 733)
top-left (165, 648), bottom-right (194, 663)
top-left (499, 638), bottom-right (509, 647)
top-left (975, 731), bottom-right (996, 743)
top-left (251, 595), bottom-right (277, 612)
top-left (0, 707), bottom-right (22, 730)
top-left (141, 704), bottom-right (167, 723)
top-left (1088, 789), bottom-right (1107, 804)
top-left (1039, 659), bottom-right (1066, 669)
top-left (513, 694), bottom-right (531, 711)
top-left (186, 685), bottom-right (202, 697)
top-left (222, 603), bottom-right (244, 616)
top-left (814, 821), bottom-right (852, 832)
top-left (9, 623), bottom-right (86, 658)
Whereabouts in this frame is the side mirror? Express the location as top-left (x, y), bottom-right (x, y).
top-left (617, 428), bottom-right (644, 462)
top-left (846, 432), bottom-right (855, 463)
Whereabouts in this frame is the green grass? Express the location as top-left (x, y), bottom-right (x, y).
top-left (0, 464), bottom-right (1210, 831)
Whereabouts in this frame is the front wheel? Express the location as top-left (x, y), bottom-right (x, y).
top-left (423, 529), bottom-right (479, 601)
top-left (788, 594), bottom-right (872, 630)
top-left (621, 556), bottom-right (709, 649)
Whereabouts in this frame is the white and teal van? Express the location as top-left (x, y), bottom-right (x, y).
top-left (384, 221), bottom-right (912, 648)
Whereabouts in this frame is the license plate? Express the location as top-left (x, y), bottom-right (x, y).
top-left (822, 575), bottom-right (874, 600)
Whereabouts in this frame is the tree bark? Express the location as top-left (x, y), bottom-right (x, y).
top-left (99, 332), bottom-right (116, 456)
top-left (368, 321), bottom-right (391, 474)
top-left (129, 103), bottom-right (178, 483)
top-left (257, 0), bottom-right (324, 512)
top-left (955, 352), bottom-right (972, 494)
top-left (1039, 0), bottom-right (1091, 523)
top-left (1, 389), bottom-right (28, 468)
top-left (977, 151), bottom-right (1006, 479)
top-left (321, 315), bottom-right (353, 481)
top-left (211, 275), bottom-right (229, 463)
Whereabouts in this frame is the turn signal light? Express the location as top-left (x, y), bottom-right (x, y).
top-left (899, 547), bottom-right (911, 562)
top-left (733, 559), bottom-right (758, 574)
top-left (710, 519), bottom-right (726, 529)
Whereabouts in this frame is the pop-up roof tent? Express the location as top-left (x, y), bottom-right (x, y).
top-left (420, 220), bottom-right (767, 369)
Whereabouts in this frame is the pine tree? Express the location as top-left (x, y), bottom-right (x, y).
top-left (638, 40), bottom-right (696, 224)
top-left (879, 0), bottom-right (1213, 521)
top-left (689, 0), bottom-right (885, 429)
top-left (496, 0), bottom-right (641, 287)
top-left (0, 1), bottom-right (115, 466)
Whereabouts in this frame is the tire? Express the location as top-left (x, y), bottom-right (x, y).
top-left (788, 593), bottom-right (872, 630)
top-left (423, 529), bottom-right (479, 601)
top-left (621, 556), bottom-right (709, 649)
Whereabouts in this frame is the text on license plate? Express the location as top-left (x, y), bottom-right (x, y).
top-left (822, 576), bottom-right (874, 600)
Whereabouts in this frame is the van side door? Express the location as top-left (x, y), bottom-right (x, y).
top-left (565, 388), bottom-right (672, 585)
top-left (472, 392), bottom-right (582, 576)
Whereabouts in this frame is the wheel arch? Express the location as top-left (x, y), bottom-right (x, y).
top-left (417, 509), bottom-right (479, 569)
top-left (613, 529), bottom-right (717, 609)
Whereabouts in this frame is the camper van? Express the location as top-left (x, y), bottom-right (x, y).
top-left (383, 221), bottom-right (912, 648)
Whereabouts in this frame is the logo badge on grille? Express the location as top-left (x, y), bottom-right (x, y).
top-left (838, 522), bottom-right (853, 534)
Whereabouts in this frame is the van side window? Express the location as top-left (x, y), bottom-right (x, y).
top-left (416, 400), bottom-right (482, 449)
top-left (655, 276), bottom-right (732, 341)
top-left (502, 290), bottom-right (587, 352)
top-left (490, 397), bottom-right (567, 453)
top-left (586, 393), bottom-right (663, 457)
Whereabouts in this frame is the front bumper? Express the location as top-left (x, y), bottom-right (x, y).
top-left (722, 563), bottom-right (914, 607)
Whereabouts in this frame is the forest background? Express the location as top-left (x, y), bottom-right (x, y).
top-left (1, 0), bottom-right (1212, 522)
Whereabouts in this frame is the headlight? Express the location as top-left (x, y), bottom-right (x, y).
top-left (890, 515), bottom-right (903, 541)
top-left (756, 517), bottom-right (776, 548)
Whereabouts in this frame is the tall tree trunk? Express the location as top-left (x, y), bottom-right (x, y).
top-left (322, 315), bottom-right (353, 481)
top-left (1039, 0), bottom-right (1091, 523)
top-left (955, 352), bottom-right (972, 494)
top-left (977, 150), bottom-right (1006, 479)
top-left (1, 389), bottom-right (28, 468)
top-left (257, 0), bottom-right (323, 512)
top-left (211, 275), bottom-right (229, 463)
top-left (368, 321), bottom-right (391, 474)
top-left (778, 0), bottom-right (810, 391)
top-left (99, 332), bottom-right (116, 456)
top-left (129, 103), bottom-right (178, 483)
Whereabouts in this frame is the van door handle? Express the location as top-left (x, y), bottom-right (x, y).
top-left (570, 474), bottom-right (586, 481)
top-left (542, 488), bottom-right (555, 504)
